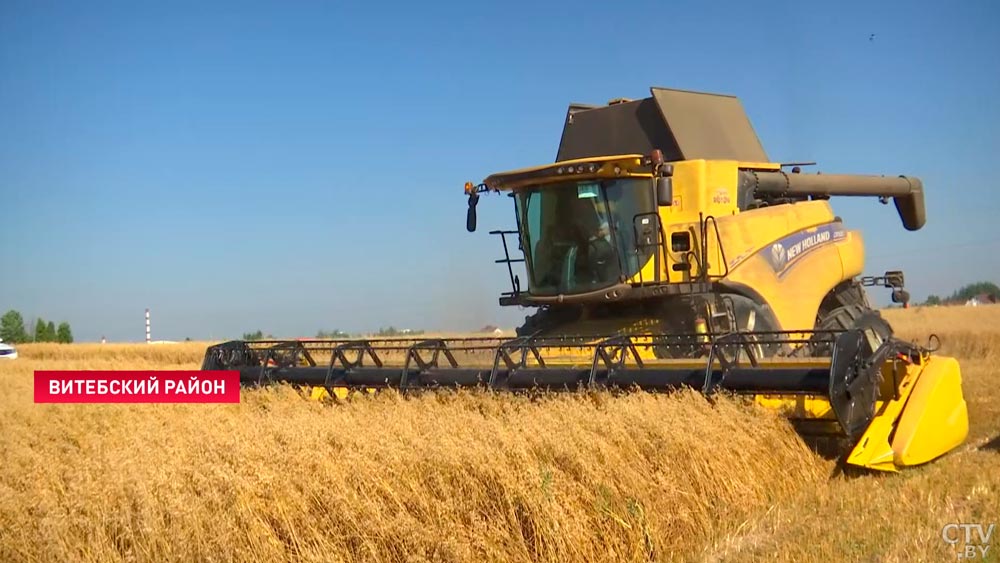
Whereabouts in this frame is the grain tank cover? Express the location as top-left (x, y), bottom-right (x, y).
top-left (555, 87), bottom-right (769, 163)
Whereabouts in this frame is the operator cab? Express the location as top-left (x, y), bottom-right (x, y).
top-left (464, 153), bottom-right (675, 306)
top-left (516, 178), bottom-right (656, 296)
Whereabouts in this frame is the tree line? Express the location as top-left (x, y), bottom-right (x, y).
top-left (922, 281), bottom-right (999, 306)
top-left (1, 310), bottom-right (74, 344)
top-left (240, 327), bottom-right (424, 341)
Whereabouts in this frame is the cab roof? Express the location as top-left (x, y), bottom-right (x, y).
top-left (482, 155), bottom-right (780, 192)
top-left (480, 87), bottom-right (776, 191)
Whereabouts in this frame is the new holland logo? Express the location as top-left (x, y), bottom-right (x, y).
top-left (764, 223), bottom-right (846, 276)
top-left (770, 243), bottom-right (787, 269)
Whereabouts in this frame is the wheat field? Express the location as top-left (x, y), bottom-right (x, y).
top-left (1, 305), bottom-right (997, 562)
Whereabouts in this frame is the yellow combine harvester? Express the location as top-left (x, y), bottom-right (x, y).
top-left (203, 87), bottom-right (968, 472)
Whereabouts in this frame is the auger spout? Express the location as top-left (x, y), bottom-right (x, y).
top-left (743, 170), bottom-right (926, 230)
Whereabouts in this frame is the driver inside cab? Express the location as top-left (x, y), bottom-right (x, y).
top-left (533, 185), bottom-right (617, 292)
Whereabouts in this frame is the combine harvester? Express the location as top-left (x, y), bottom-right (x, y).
top-left (203, 87), bottom-right (968, 472)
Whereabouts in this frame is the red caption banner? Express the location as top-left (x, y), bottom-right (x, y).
top-left (34, 371), bottom-right (241, 403)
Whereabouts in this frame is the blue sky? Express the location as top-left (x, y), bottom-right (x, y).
top-left (1, 0), bottom-right (998, 342)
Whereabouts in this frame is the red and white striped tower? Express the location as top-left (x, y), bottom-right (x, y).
top-left (145, 308), bottom-right (151, 344)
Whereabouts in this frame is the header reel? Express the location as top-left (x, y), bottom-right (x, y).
top-left (202, 322), bottom-right (966, 473)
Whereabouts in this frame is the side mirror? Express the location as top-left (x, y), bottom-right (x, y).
top-left (656, 177), bottom-right (673, 206)
top-left (466, 193), bottom-right (479, 232)
top-left (891, 289), bottom-right (910, 305)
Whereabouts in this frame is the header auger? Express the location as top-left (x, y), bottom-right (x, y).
top-left (202, 86), bottom-right (968, 472)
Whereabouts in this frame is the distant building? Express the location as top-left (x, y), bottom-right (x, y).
top-left (965, 293), bottom-right (998, 307)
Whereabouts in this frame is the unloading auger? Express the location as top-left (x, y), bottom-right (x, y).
top-left (202, 86), bottom-right (969, 472)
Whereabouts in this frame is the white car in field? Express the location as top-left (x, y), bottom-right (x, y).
top-left (0, 338), bottom-right (17, 360)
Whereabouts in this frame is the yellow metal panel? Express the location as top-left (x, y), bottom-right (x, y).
top-left (845, 362), bottom-right (923, 472)
top-left (308, 387), bottom-right (351, 401)
top-left (754, 394), bottom-right (837, 419)
top-left (663, 159), bottom-right (708, 224)
top-left (713, 200), bottom-right (837, 271)
top-left (706, 199), bottom-right (855, 331)
top-left (733, 245), bottom-right (845, 331)
top-left (837, 230), bottom-right (866, 279)
top-left (633, 250), bottom-right (659, 284)
top-left (890, 356), bottom-right (969, 466)
top-left (657, 160), bottom-right (707, 283)
top-left (703, 160), bottom-right (739, 219)
top-left (737, 161), bottom-right (782, 170)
